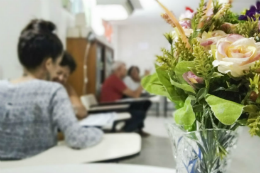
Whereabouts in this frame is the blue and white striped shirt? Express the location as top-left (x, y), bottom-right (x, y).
top-left (0, 79), bottom-right (103, 160)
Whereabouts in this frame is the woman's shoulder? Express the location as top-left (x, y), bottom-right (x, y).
top-left (123, 76), bottom-right (133, 82)
top-left (8, 79), bottom-right (65, 95)
top-left (30, 80), bottom-right (64, 91)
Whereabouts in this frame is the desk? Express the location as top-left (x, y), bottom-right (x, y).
top-left (116, 96), bottom-right (161, 116)
top-left (115, 112), bottom-right (131, 121)
top-left (102, 112), bottom-right (131, 131)
top-left (89, 104), bottom-right (129, 112)
top-left (0, 134), bottom-right (141, 169)
top-left (1, 164), bottom-right (176, 173)
top-left (116, 97), bottom-right (153, 103)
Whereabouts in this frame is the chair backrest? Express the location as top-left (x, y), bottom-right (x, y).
top-left (80, 94), bottom-right (98, 109)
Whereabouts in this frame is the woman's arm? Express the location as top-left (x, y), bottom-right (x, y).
top-left (51, 87), bottom-right (103, 148)
top-left (65, 84), bottom-right (88, 120)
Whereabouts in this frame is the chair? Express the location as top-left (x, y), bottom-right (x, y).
top-left (80, 94), bottom-right (97, 110)
top-left (81, 95), bottom-right (130, 114)
top-left (0, 133), bottom-right (141, 169)
top-left (80, 94), bottom-right (131, 132)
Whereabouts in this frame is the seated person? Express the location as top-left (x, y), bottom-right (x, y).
top-left (100, 61), bottom-right (151, 136)
top-left (100, 61), bottom-right (143, 102)
top-left (53, 51), bottom-right (87, 120)
top-left (124, 66), bottom-right (150, 96)
top-left (124, 66), bottom-right (141, 91)
top-left (0, 19), bottom-right (103, 161)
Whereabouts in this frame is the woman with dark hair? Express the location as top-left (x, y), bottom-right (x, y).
top-left (124, 66), bottom-right (150, 91)
top-left (0, 19), bottom-right (103, 160)
top-left (124, 66), bottom-right (141, 91)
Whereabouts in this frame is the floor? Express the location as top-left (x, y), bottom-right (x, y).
top-left (119, 112), bottom-right (260, 173)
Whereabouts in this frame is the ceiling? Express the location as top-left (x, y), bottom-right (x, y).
top-left (111, 0), bottom-right (257, 25)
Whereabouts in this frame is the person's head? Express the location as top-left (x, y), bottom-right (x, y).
top-left (53, 51), bottom-right (77, 85)
top-left (18, 19), bottom-right (63, 80)
top-left (112, 61), bottom-right (127, 79)
top-left (128, 66), bottom-right (140, 82)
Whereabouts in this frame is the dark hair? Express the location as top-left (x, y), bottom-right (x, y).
top-left (18, 19), bottom-right (63, 70)
top-left (128, 66), bottom-right (140, 76)
top-left (60, 51), bottom-right (77, 73)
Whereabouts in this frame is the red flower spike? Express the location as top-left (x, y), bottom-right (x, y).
top-left (185, 7), bottom-right (194, 13)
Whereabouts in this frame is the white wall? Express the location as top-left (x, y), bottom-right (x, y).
top-left (0, 0), bottom-right (74, 79)
top-left (114, 24), bottom-right (172, 74)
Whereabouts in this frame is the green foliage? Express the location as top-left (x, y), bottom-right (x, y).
top-left (156, 66), bottom-right (186, 108)
top-left (164, 32), bottom-right (174, 45)
top-left (208, 4), bottom-right (232, 32)
top-left (206, 95), bottom-right (244, 125)
top-left (222, 10), bottom-right (239, 24)
top-left (141, 73), bottom-right (169, 96)
top-left (174, 96), bottom-right (196, 129)
top-left (198, 3), bottom-right (237, 33)
top-left (248, 115), bottom-right (260, 136)
top-left (249, 74), bottom-right (260, 94)
top-left (213, 0), bottom-right (222, 14)
top-left (143, 0), bottom-right (260, 137)
top-left (244, 105), bottom-right (260, 137)
top-left (156, 47), bottom-right (174, 70)
top-left (254, 33), bottom-right (260, 42)
top-left (170, 78), bottom-right (196, 94)
top-left (249, 60), bottom-right (260, 73)
top-left (175, 37), bottom-right (195, 61)
top-left (192, 40), bottom-right (214, 78)
top-left (191, 0), bottom-right (205, 30)
top-left (174, 61), bottom-right (195, 84)
top-left (236, 16), bottom-right (259, 38)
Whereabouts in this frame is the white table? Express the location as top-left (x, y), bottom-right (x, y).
top-left (0, 134), bottom-right (141, 169)
top-left (102, 112), bottom-right (131, 131)
top-left (115, 112), bottom-right (131, 121)
top-left (1, 164), bottom-right (176, 173)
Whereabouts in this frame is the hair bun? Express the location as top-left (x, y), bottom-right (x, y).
top-left (22, 19), bottom-right (56, 34)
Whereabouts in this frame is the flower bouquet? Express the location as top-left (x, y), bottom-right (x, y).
top-left (142, 0), bottom-right (260, 172)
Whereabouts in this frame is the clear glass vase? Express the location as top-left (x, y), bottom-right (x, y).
top-left (167, 123), bottom-right (239, 173)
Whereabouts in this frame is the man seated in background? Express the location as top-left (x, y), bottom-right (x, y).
top-left (100, 61), bottom-right (143, 102)
top-left (53, 51), bottom-right (87, 120)
top-left (100, 61), bottom-right (151, 136)
top-left (0, 19), bottom-right (103, 160)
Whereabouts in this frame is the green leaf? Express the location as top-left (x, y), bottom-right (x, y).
top-left (206, 95), bottom-right (244, 125)
top-left (213, 85), bottom-right (239, 92)
top-left (237, 119), bottom-right (248, 126)
top-left (256, 96), bottom-right (260, 104)
top-left (209, 72), bottom-right (224, 79)
top-left (141, 73), bottom-right (168, 96)
top-left (170, 78), bottom-right (196, 94)
top-left (197, 88), bottom-right (207, 101)
top-left (174, 61), bottom-right (195, 83)
top-left (156, 66), bottom-right (185, 107)
top-left (243, 105), bottom-right (259, 113)
top-left (192, 104), bottom-right (203, 112)
top-left (211, 45), bottom-right (217, 59)
top-left (174, 96), bottom-right (196, 128)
